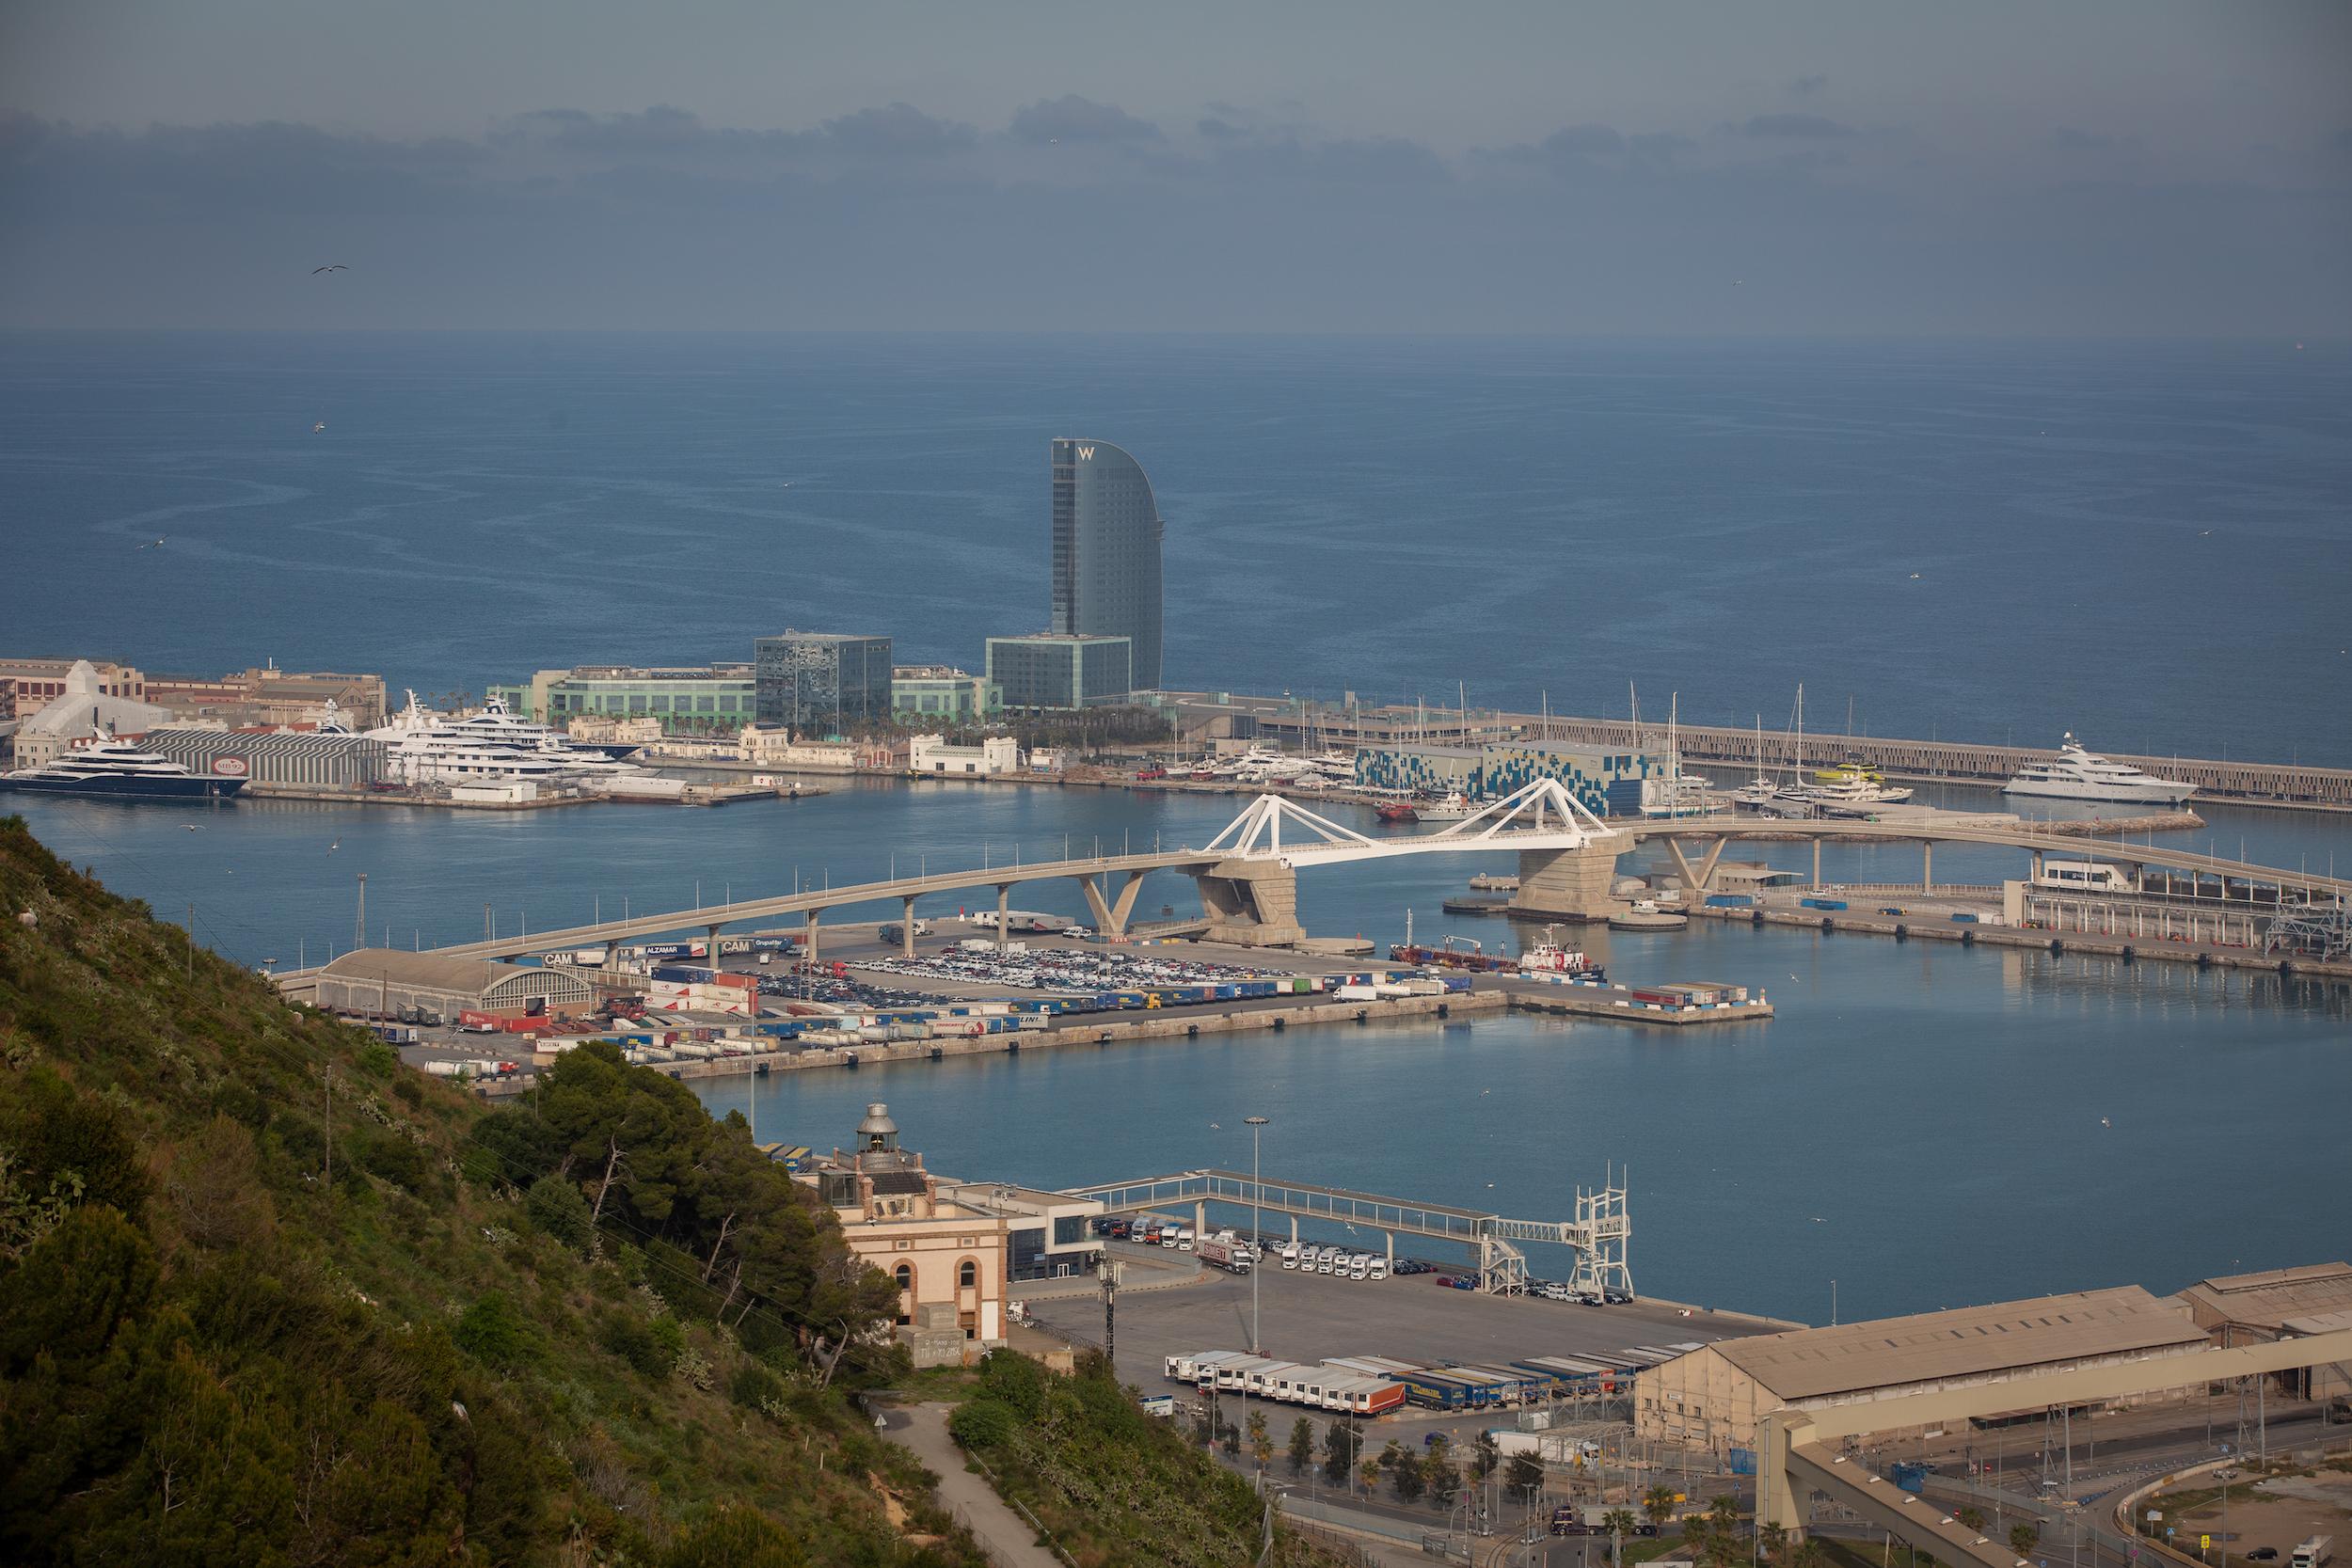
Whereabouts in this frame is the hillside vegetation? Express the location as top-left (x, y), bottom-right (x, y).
top-left (0, 816), bottom-right (977, 1567)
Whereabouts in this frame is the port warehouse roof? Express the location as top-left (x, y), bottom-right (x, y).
top-left (1691, 1287), bottom-right (2209, 1403)
top-left (2178, 1262), bottom-right (2352, 1334)
top-left (314, 948), bottom-right (596, 1008)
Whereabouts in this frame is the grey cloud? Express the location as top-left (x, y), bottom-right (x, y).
top-left (1310, 136), bottom-right (1450, 183)
top-left (814, 103), bottom-right (977, 155)
top-left (1739, 113), bottom-right (1855, 139)
top-left (1196, 117), bottom-right (1244, 141)
top-left (2049, 127), bottom-right (2113, 151)
top-left (4, 104), bottom-right (2344, 337)
top-left (1789, 75), bottom-right (1829, 98)
top-left (1542, 123), bottom-right (1627, 156)
top-left (503, 102), bottom-right (975, 159)
top-left (1009, 95), bottom-right (1161, 144)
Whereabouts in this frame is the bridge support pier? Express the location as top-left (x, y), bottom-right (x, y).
top-left (1194, 860), bottom-right (1305, 947)
top-left (900, 896), bottom-right (916, 958)
top-left (803, 911), bottom-right (819, 968)
top-left (1812, 838), bottom-right (1822, 890)
top-left (1078, 870), bottom-right (1148, 941)
top-left (1663, 836), bottom-right (1729, 895)
top-left (1921, 842), bottom-right (1932, 890)
top-left (994, 886), bottom-right (1010, 954)
top-left (1506, 843), bottom-right (1621, 922)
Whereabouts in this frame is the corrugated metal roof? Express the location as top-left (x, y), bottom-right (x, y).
top-left (2179, 1262), bottom-right (2352, 1330)
top-left (318, 947), bottom-right (507, 993)
top-left (1713, 1287), bottom-right (2205, 1402)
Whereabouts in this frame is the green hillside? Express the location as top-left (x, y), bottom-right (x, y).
top-left (0, 816), bottom-right (979, 1567)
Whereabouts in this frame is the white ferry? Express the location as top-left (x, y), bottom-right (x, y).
top-left (2001, 735), bottom-right (2195, 805)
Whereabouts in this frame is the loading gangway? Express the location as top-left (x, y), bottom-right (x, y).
top-left (1062, 1166), bottom-right (1630, 1296)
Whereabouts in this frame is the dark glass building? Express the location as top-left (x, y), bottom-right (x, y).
top-left (753, 632), bottom-right (893, 732)
top-left (984, 635), bottom-right (1133, 711)
top-left (1050, 438), bottom-right (1163, 691)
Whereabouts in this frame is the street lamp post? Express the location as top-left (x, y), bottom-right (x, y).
top-left (1246, 1116), bottom-right (1269, 1354)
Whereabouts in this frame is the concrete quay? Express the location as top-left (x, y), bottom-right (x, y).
top-left (461, 988), bottom-right (1505, 1096)
top-left (1689, 895), bottom-right (2352, 980)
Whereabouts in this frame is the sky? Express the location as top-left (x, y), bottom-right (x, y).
top-left (2, 1), bottom-right (2348, 334)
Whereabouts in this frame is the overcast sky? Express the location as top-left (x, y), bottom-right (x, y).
top-left (3, 0), bottom-right (2347, 333)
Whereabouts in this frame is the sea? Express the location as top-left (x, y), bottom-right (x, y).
top-left (3, 332), bottom-right (2348, 760)
top-left (3, 333), bottom-right (2348, 1324)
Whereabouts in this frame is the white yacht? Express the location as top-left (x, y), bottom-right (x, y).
top-left (365, 692), bottom-right (651, 786)
top-left (1777, 774), bottom-right (1914, 816)
top-left (2002, 735), bottom-right (2195, 805)
top-left (1413, 791), bottom-right (1476, 821)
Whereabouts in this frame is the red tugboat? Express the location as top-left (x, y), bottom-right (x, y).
top-left (1375, 800), bottom-right (1419, 824)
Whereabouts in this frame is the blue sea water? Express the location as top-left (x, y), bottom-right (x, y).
top-left (7, 780), bottom-right (2347, 1325)
top-left (4, 332), bottom-right (2349, 1323)
top-left (3, 332), bottom-right (2348, 762)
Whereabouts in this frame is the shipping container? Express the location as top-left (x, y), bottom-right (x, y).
top-left (1704, 894), bottom-right (1756, 908)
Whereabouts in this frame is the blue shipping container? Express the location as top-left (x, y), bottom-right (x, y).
top-left (1705, 894), bottom-right (1756, 908)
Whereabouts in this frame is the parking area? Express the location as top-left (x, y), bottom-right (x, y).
top-left (1021, 1251), bottom-right (1770, 1410)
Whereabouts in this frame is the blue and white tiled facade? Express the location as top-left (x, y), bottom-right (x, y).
top-left (1354, 743), bottom-right (1674, 817)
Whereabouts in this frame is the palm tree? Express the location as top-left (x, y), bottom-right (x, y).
top-left (2012, 1523), bottom-right (2041, 1558)
top-left (1644, 1484), bottom-right (1680, 1531)
top-left (1957, 1507), bottom-right (1986, 1532)
top-left (1605, 1507), bottom-right (1639, 1567)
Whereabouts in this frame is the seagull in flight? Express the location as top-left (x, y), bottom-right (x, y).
top-left (312, 421), bottom-right (326, 434)
top-left (327, 839), bottom-right (341, 853)
top-left (137, 536), bottom-right (166, 549)
top-left (312, 264), bottom-right (349, 273)
top-left (183, 823), bottom-right (201, 832)
top-left (1208, 1121), bottom-right (1220, 1130)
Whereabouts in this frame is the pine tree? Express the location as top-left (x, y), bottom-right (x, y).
top-left (1287, 1417), bottom-right (1314, 1476)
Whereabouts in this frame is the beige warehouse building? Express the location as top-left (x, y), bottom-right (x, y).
top-left (2178, 1262), bottom-right (2352, 1400)
top-left (1635, 1287), bottom-right (2212, 1451)
top-left (313, 949), bottom-right (596, 1022)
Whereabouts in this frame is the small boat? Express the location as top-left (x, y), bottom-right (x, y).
top-left (311, 421), bottom-right (326, 433)
top-left (1813, 755), bottom-right (1885, 784)
top-left (1375, 801), bottom-right (1420, 824)
top-left (1413, 792), bottom-right (1476, 822)
top-left (1518, 939), bottom-right (1604, 981)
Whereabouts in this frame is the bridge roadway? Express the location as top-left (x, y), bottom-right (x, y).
top-left (274, 801), bottom-right (2347, 982)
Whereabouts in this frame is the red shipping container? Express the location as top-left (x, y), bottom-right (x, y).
top-left (709, 972), bottom-right (758, 991)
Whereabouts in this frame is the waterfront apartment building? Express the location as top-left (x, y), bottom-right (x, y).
top-left (985, 633), bottom-right (1133, 712)
top-left (754, 633), bottom-right (893, 732)
top-left (1050, 438), bottom-right (1164, 691)
top-left (890, 665), bottom-right (999, 722)
top-left (489, 665), bottom-right (755, 734)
